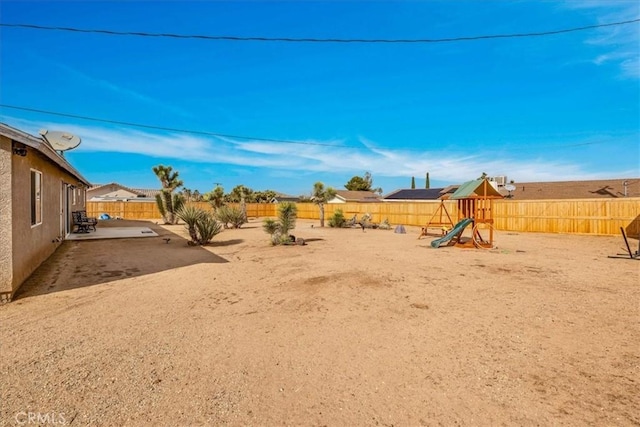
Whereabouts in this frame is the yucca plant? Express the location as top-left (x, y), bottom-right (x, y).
top-left (278, 202), bottom-right (297, 236)
top-left (176, 205), bottom-right (204, 244)
top-left (263, 202), bottom-right (298, 245)
top-left (215, 205), bottom-right (246, 229)
top-left (262, 218), bottom-right (281, 245)
top-left (176, 205), bottom-right (222, 245)
top-left (196, 212), bottom-right (223, 244)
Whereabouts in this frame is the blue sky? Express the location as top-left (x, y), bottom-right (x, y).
top-left (1, 0), bottom-right (638, 196)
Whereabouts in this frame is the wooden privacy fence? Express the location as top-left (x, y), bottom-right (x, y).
top-left (87, 197), bottom-right (640, 237)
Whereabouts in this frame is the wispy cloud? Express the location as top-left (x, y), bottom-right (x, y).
top-left (564, 0), bottom-right (640, 78)
top-left (5, 116), bottom-right (628, 184)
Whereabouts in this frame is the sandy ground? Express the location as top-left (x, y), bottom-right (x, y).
top-left (1, 218), bottom-right (638, 426)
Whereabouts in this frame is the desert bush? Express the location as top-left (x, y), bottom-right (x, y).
top-left (215, 205), bottom-right (246, 229)
top-left (176, 205), bottom-right (222, 245)
top-left (263, 202), bottom-right (298, 245)
top-left (328, 209), bottom-right (346, 228)
top-left (196, 212), bottom-right (223, 244)
top-left (378, 218), bottom-right (391, 230)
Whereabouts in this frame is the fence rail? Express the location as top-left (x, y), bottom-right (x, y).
top-left (87, 197), bottom-right (640, 237)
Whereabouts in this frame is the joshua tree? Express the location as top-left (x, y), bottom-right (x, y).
top-left (153, 165), bottom-right (184, 224)
top-left (205, 186), bottom-right (225, 211)
top-left (312, 182), bottom-right (336, 227)
top-left (263, 202), bottom-right (297, 245)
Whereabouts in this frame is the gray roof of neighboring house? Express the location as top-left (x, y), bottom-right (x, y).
top-left (272, 192), bottom-right (300, 202)
top-left (334, 190), bottom-right (381, 202)
top-left (0, 123), bottom-right (90, 185)
top-left (502, 178), bottom-right (640, 200)
top-left (383, 188), bottom-right (446, 200)
top-left (87, 183), bottom-right (160, 198)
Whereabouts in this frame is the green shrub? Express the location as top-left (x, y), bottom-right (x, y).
top-left (328, 209), bottom-right (346, 228)
top-left (263, 202), bottom-right (298, 245)
top-left (176, 205), bottom-right (222, 245)
top-left (196, 212), bottom-right (223, 244)
top-left (215, 205), bottom-right (246, 229)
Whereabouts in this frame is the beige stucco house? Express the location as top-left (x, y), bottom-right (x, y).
top-left (0, 123), bottom-right (90, 302)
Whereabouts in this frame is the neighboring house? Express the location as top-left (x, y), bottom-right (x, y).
top-left (0, 123), bottom-right (90, 302)
top-left (382, 187), bottom-right (458, 202)
top-left (271, 192), bottom-right (300, 203)
top-left (327, 190), bottom-right (381, 204)
top-left (87, 182), bottom-right (159, 201)
top-left (502, 178), bottom-right (640, 200)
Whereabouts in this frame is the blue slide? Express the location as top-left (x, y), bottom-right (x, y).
top-left (430, 218), bottom-right (474, 248)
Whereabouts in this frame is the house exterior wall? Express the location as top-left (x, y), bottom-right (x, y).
top-left (4, 144), bottom-right (86, 301)
top-left (0, 137), bottom-right (13, 298)
top-left (327, 197), bottom-right (346, 204)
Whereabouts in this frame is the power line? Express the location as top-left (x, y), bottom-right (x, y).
top-left (1, 19), bottom-right (639, 43)
top-left (0, 104), bottom-right (344, 148)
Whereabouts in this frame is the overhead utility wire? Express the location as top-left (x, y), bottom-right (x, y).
top-left (0, 104), bottom-right (343, 148)
top-left (1, 19), bottom-right (639, 43)
top-left (0, 103), bottom-right (614, 151)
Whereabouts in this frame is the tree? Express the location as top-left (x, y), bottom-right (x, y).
top-left (411, 176), bottom-right (416, 189)
top-left (152, 165), bottom-right (184, 224)
top-left (181, 188), bottom-right (193, 202)
top-left (345, 172), bottom-right (372, 191)
top-left (426, 172), bottom-right (430, 189)
top-left (345, 172), bottom-right (382, 194)
top-left (227, 185), bottom-right (254, 203)
top-left (312, 182), bottom-right (336, 227)
top-left (254, 190), bottom-right (277, 203)
top-left (204, 186), bottom-right (225, 210)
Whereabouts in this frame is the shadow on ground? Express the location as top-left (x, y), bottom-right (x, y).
top-left (13, 220), bottom-right (228, 300)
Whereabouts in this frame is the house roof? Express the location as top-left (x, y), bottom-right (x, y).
top-left (502, 178), bottom-right (640, 200)
top-left (450, 179), bottom-right (503, 200)
top-left (271, 192), bottom-right (299, 202)
top-left (383, 188), bottom-right (445, 200)
top-left (87, 183), bottom-right (160, 198)
top-left (130, 188), bottom-right (162, 198)
top-left (334, 190), bottom-right (381, 202)
top-left (0, 123), bottom-right (90, 185)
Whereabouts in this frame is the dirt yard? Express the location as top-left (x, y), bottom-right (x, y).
top-left (1, 218), bottom-right (638, 426)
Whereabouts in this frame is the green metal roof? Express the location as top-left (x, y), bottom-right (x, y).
top-left (450, 178), bottom-right (503, 199)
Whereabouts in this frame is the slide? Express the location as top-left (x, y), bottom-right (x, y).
top-left (430, 218), bottom-right (474, 248)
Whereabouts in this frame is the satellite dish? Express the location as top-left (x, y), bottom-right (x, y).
top-left (504, 184), bottom-right (516, 192)
top-left (39, 129), bottom-right (81, 151)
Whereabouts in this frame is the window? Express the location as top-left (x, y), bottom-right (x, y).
top-left (31, 170), bottom-right (42, 226)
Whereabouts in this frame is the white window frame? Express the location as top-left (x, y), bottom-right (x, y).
top-left (30, 169), bottom-right (43, 227)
